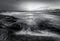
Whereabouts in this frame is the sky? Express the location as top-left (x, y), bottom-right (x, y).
top-left (0, 0), bottom-right (60, 11)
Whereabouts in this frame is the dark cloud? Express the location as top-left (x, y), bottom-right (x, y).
top-left (0, 0), bottom-right (18, 10)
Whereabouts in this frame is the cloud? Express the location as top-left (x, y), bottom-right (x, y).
top-left (0, 0), bottom-right (60, 10)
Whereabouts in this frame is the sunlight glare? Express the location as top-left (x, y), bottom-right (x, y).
top-left (20, 2), bottom-right (47, 11)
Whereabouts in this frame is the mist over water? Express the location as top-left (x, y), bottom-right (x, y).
top-left (0, 10), bottom-right (60, 41)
